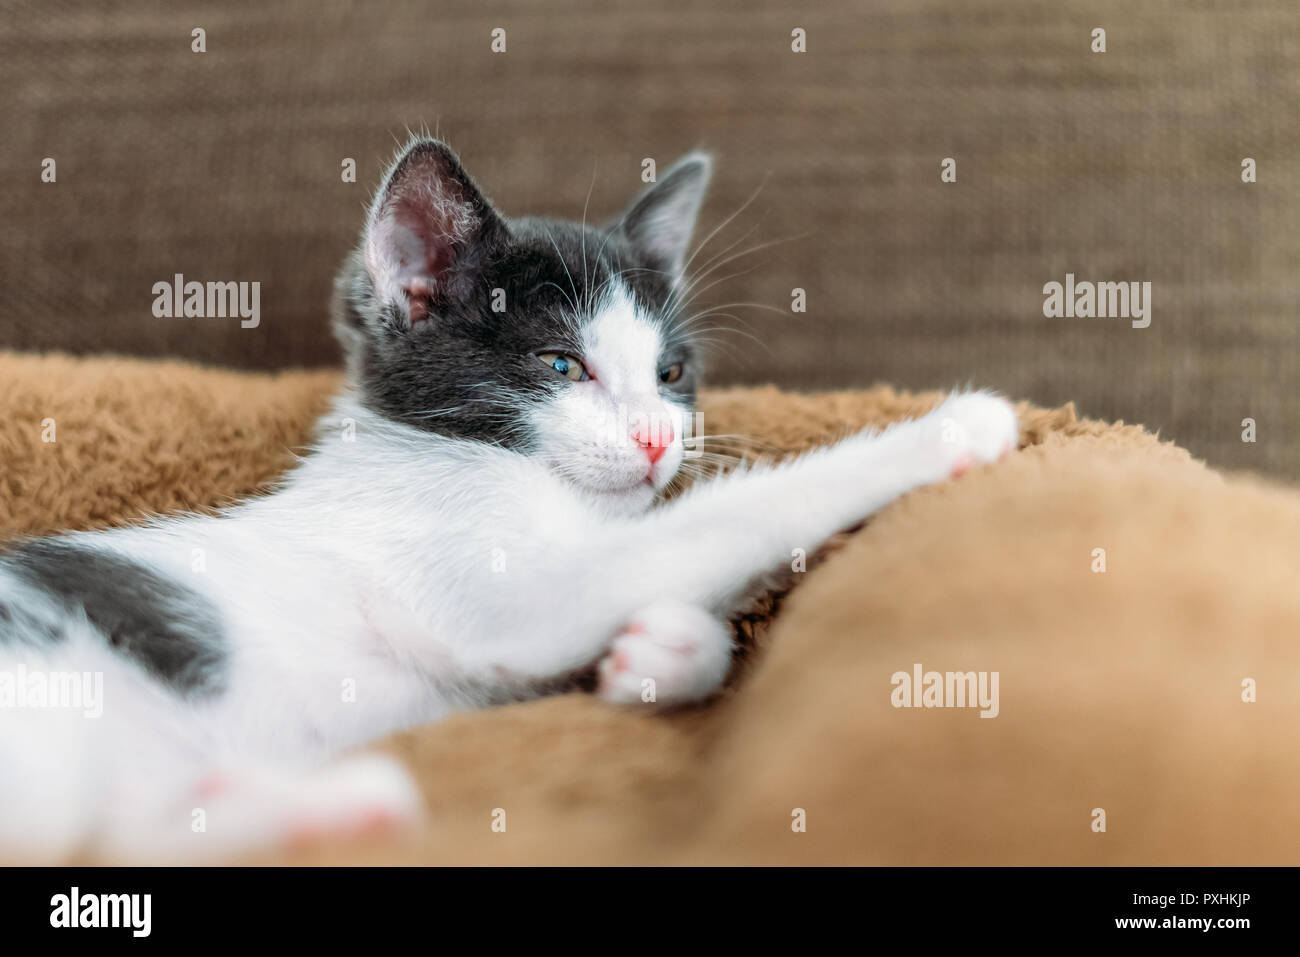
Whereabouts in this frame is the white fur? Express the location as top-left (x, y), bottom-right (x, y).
top-left (0, 286), bottom-right (1018, 860)
top-left (531, 288), bottom-right (687, 513)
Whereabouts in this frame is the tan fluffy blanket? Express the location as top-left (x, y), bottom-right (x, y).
top-left (2, 351), bottom-right (1297, 864)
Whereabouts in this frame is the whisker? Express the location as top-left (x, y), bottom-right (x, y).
top-left (677, 174), bottom-right (770, 280)
top-left (540, 223), bottom-right (581, 315)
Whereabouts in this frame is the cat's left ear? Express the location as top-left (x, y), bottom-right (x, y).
top-left (363, 138), bottom-right (505, 327)
top-left (616, 152), bottom-right (712, 282)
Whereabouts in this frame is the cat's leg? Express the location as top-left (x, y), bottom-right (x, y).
top-left (169, 754), bottom-right (422, 859)
top-left (596, 601), bottom-right (733, 706)
top-left (99, 752), bottom-right (423, 861)
top-left (636, 390), bottom-right (1020, 614)
top-left (0, 655), bottom-right (421, 861)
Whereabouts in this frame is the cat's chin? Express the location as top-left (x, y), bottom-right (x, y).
top-left (580, 479), bottom-right (660, 516)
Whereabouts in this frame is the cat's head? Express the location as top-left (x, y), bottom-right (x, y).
top-left (333, 138), bottom-right (711, 514)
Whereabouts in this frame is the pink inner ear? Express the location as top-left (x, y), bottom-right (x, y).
top-left (403, 277), bottom-right (434, 325)
top-left (398, 268), bottom-right (445, 326)
top-left (365, 156), bottom-right (479, 326)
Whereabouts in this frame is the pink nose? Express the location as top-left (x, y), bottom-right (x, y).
top-left (632, 422), bottom-right (674, 466)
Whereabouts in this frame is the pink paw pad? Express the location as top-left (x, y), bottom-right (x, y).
top-left (285, 806), bottom-right (402, 850)
top-left (353, 807), bottom-right (402, 836)
top-left (195, 772), bottom-right (234, 799)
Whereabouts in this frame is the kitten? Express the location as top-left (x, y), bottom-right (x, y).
top-left (0, 139), bottom-right (1019, 860)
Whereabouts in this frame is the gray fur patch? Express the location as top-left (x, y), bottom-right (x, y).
top-left (0, 539), bottom-right (226, 696)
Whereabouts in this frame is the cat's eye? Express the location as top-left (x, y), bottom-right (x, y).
top-left (659, 362), bottom-right (684, 385)
top-left (536, 352), bottom-right (590, 382)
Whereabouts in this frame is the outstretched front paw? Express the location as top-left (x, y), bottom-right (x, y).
top-left (597, 602), bottom-right (734, 707)
top-left (930, 391), bottom-right (1020, 478)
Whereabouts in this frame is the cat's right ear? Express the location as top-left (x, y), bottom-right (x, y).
top-left (615, 152), bottom-right (712, 283)
top-left (360, 139), bottom-right (505, 328)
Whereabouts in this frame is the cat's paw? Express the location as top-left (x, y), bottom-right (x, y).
top-left (597, 602), bottom-right (733, 707)
top-left (182, 753), bottom-right (424, 859)
top-left (279, 753), bottom-right (424, 850)
top-left (928, 391), bottom-right (1020, 477)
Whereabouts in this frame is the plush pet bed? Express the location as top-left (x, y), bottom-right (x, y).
top-left (2, 351), bottom-right (1297, 865)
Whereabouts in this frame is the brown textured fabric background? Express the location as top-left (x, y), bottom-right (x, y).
top-left (3, 352), bottom-right (1298, 865)
top-left (3, 0), bottom-right (1299, 482)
